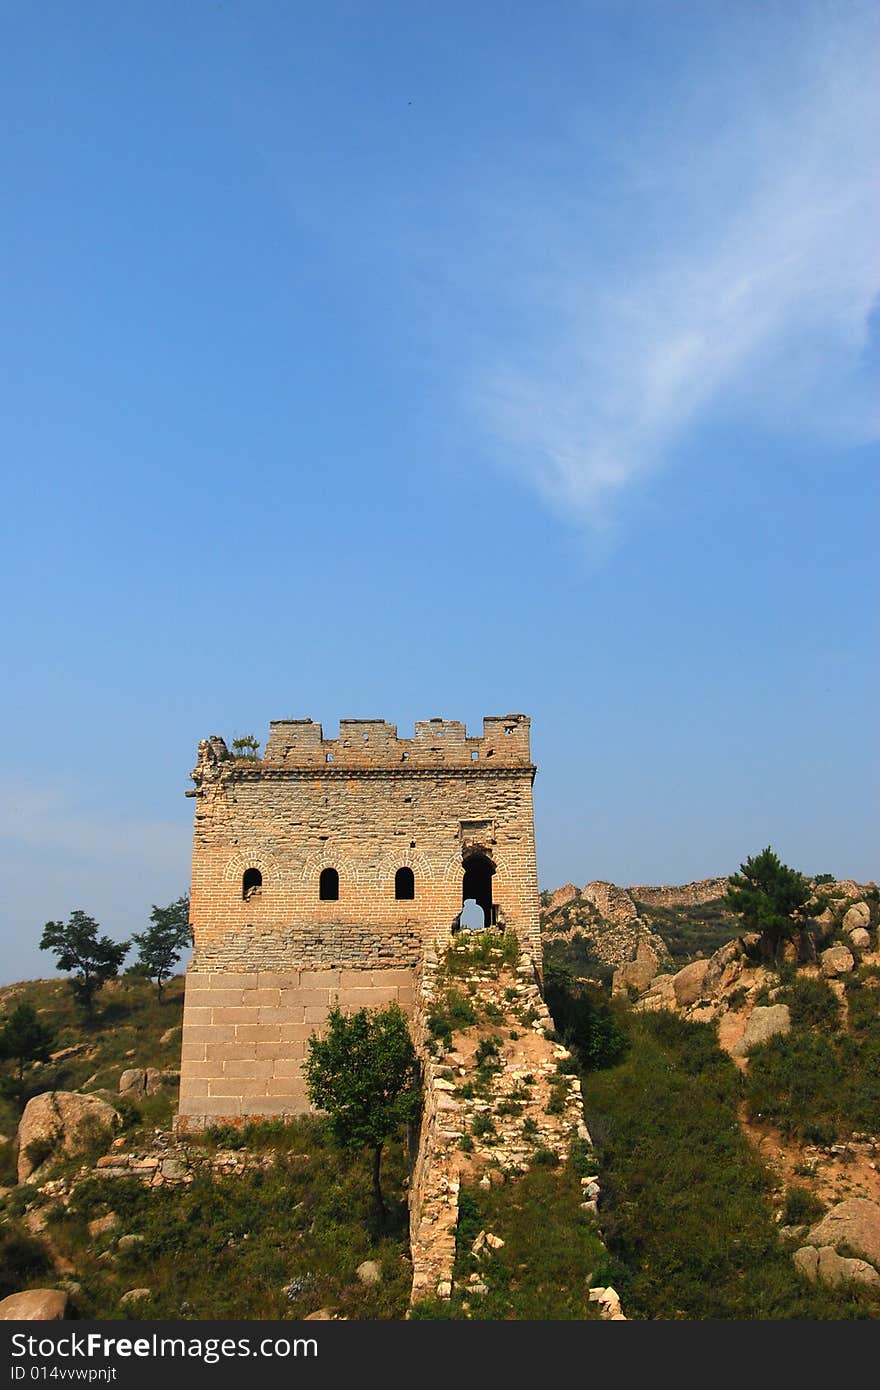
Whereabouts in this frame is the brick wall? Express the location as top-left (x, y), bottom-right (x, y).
top-left (177, 713), bottom-right (541, 1128)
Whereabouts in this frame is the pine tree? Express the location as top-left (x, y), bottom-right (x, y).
top-left (726, 847), bottom-right (812, 963)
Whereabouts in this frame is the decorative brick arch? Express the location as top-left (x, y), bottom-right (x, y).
top-left (299, 848), bottom-right (359, 885)
top-left (442, 844), bottom-right (505, 885)
top-left (222, 849), bottom-right (282, 890)
top-left (375, 849), bottom-right (433, 887)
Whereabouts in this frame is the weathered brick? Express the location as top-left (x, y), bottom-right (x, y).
top-left (177, 711), bottom-right (541, 1122)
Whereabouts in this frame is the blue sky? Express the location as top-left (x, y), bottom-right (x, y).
top-left (1, 1), bottom-right (877, 984)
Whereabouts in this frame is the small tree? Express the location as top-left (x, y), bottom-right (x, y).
top-left (40, 911), bottom-right (130, 1018)
top-left (726, 847), bottom-right (812, 964)
top-left (304, 1004), bottom-right (421, 1224)
top-left (231, 735), bottom-right (260, 759)
top-left (0, 1004), bottom-right (55, 1107)
top-left (129, 895), bottom-right (192, 999)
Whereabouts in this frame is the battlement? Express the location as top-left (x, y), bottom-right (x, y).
top-left (194, 714), bottom-right (532, 780)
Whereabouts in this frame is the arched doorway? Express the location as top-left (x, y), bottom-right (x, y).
top-left (460, 852), bottom-right (496, 929)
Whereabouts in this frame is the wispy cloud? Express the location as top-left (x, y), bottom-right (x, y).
top-left (473, 8), bottom-right (880, 523)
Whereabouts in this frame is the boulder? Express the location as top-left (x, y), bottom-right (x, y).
top-left (355, 1260), bottom-right (382, 1286)
top-left (145, 1069), bottom-right (179, 1096)
top-left (703, 940), bottom-right (743, 994)
top-left (117, 1234), bottom-right (145, 1254)
top-left (732, 1004), bottom-right (791, 1058)
top-left (160, 1026), bottom-right (182, 1047)
top-left (88, 1212), bottom-right (119, 1239)
top-left (119, 1288), bottom-right (151, 1308)
top-left (849, 928), bottom-right (871, 951)
top-left (816, 1246), bottom-right (880, 1288)
top-left (612, 940), bottom-right (659, 998)
top-left (843, 902), bottom-right (871, 933)
top-left (17, 1092), bottom-right (120, 1182)
top-left (672, 959), bottom-right (710, 1007)
top-left (634, 974), bottom-right (677, 1012)
top-left (0, 1290), bottom-right (68, 1320)
top-left (821, 945), bottom-right (855, 979)
top-left (794, 1244), bottom-right (879, 1288)
top-left (118, 1069), bottom-right (147, 1096)
top-left (807, 1198), bottom-right (880, 1268)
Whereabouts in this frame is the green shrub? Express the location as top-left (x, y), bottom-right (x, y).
top-left (474, 1036), bottom-right (502, 1066)
top-left (583, 1010), bottom-right (877, 1318)
top-left (441, 932), bottom-right (519, 978)
top-left (784, 977), bottom-right (840, 1031)
top-left (783, 1186), bottom-right (826, 1227)
top-left (543, 968), bottom-right (628, 1072)
top-left (472, 1113), bottom-right (495, 1138)
top-left (0, 1229), bottom-right (53, 1299)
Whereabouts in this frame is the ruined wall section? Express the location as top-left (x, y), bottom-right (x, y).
top-left (629, 877), bottom-right (729, 909)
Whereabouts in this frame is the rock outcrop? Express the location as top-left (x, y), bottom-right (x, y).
top-left (732, 1004), bottom-right (791, 1057)
top-left (806, 1198), bottom-right (880, 1269)
top-left (842, 903), bottom-right (871, 934)
top-left (17, 1092), bottom-right (120, 1182)
top-left (672, 959), bottom-right (710, 1008)
top-left (0, 1290), bottom-right (68, 1320)
top-left (821, 946), bottom-right (855, 979)
top-left (793, 1244), bottom-right (880, 1289)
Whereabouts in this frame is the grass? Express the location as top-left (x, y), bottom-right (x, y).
top-left (8, 1118), bottom-right (412, 1320)
top-left (579, 1009), bottom-right (879, 1319)
top-left (745, 973), bottom-right (880, 1142)
top-left (631, 897), bottom-right (738, 963)
top-left (439, 931), bottom-right (520, 980)
top-left (410, 1156), bottom-right (606, 1320)
top-left (0, 975), bottom-right (185, 1147)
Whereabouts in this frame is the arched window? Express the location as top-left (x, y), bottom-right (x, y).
top-left (395, 866), bottom-right (415, 900)
top-left (242, 867), bottom-right (262, 901)
top-left (319, 867), bottom-right (339, 901)
top-left (460, 853), bottom-right (495, 929)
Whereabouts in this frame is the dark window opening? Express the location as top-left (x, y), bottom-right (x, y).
top-left (242, 867), bottom-right (262, 901)
top-left (460, 853), bottom-right (496, 929)
top-left (319, 866), bottom-right (339, 901)
top-left (395, 866), bottom-right (415, 900)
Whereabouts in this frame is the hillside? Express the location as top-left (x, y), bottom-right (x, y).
top-left (3, 879), bottom-right (880, 1322)
top-left (541, 877), bottom-right (880, 1317)
top-left (0, 948), bottom-right (617, 1322)
top-left (540, 874), bottom-right (877, 977)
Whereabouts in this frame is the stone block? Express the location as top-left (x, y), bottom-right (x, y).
top-left (184, 1025), bottom-right (236, 1044)
top-left (212, 1007), bottom-right (257, 1024)
top-left (242, 989), bottom-right (282, 1007)
top-left (272, 1058), bottom-right (304, 1077)
top-left (235, 1024), bottom-right (281, 1044)
top-left (222, 1060), bottom-right (274, 1079)
top-left (205, 1042), bottom-right (256, 1061)
top-left (210, 973), bottom-right (258, 991)
top-left (180, 1006), bottom-right (213, 1026)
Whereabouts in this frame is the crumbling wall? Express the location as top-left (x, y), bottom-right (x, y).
top-left (178, 713), bottom-right (541, 1128)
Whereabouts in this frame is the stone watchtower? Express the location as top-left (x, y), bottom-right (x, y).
top-left (177, 714), bottom-right (540, 1129)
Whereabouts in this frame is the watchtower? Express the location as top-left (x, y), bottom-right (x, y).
top-left (177, 713), bottom-right (540, 1128)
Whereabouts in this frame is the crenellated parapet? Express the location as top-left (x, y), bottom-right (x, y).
top-left (261, 714), bottom-right (532, 771)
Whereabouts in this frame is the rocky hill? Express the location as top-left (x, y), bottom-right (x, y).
top-left (542, 875), bottom-right (880, 1315)
top-left (540, 875), bottom-right (878, 979)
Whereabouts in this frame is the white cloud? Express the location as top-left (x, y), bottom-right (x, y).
top-left (473, 8), bottom-right (880, 523)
